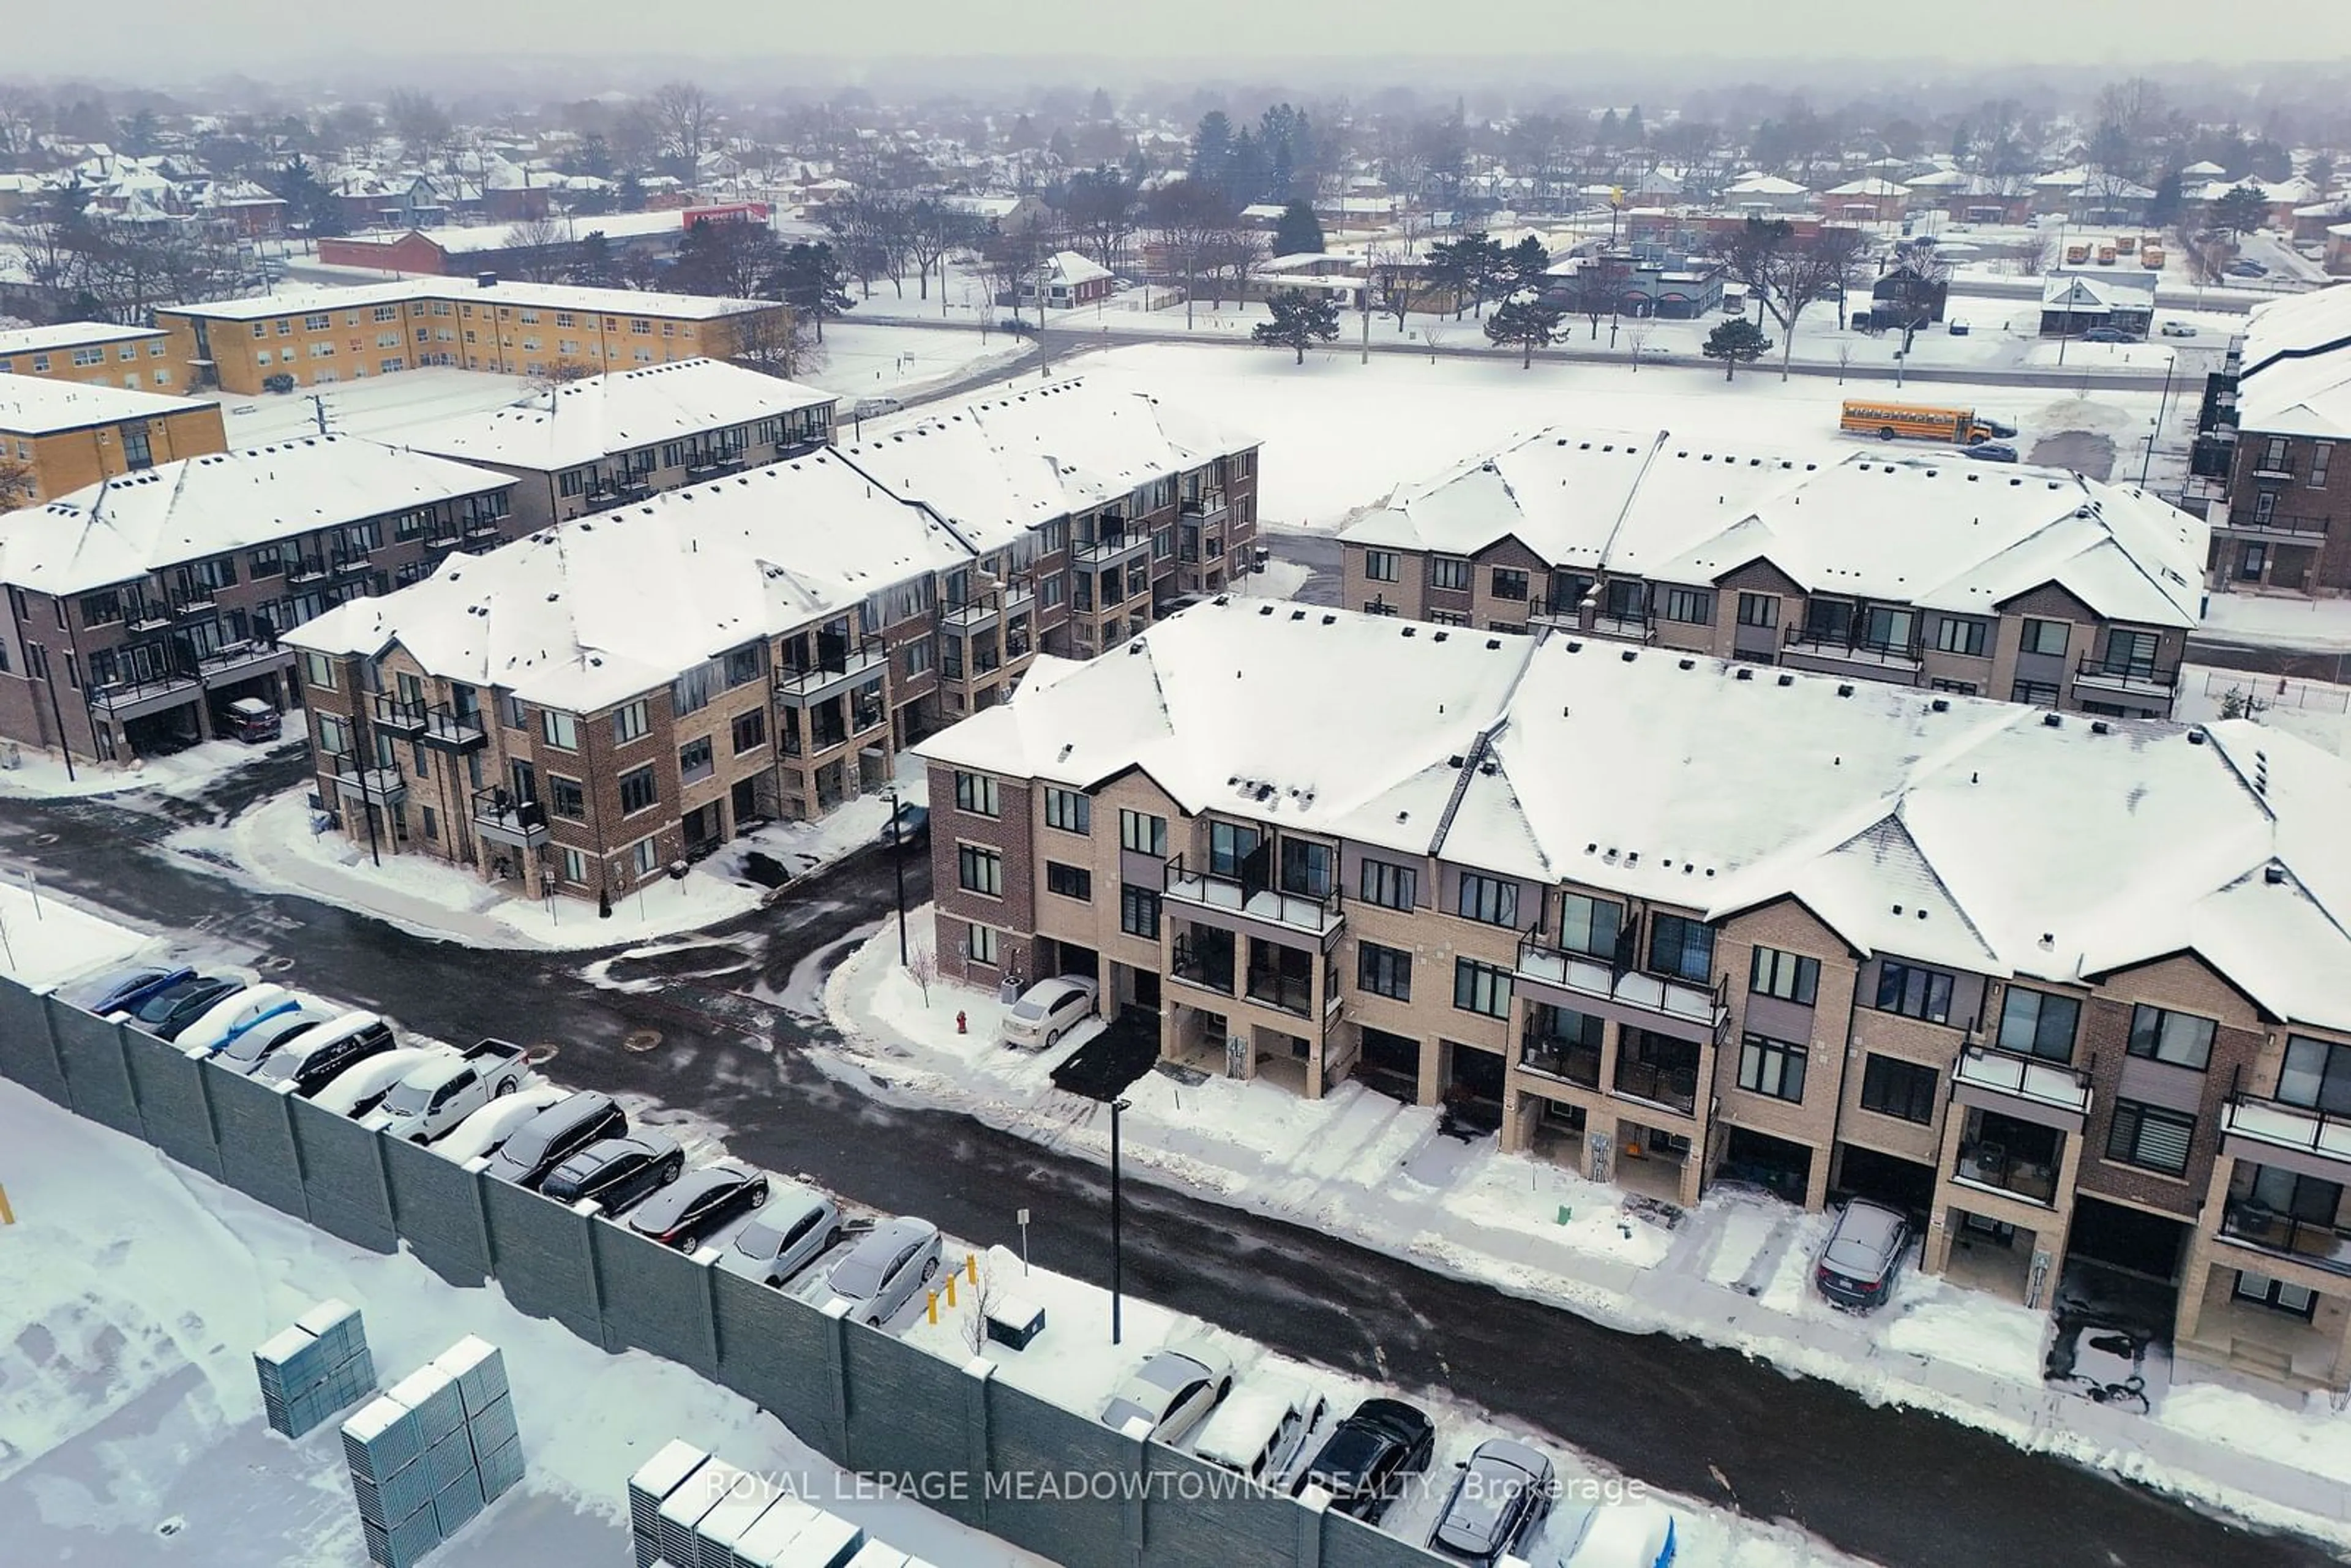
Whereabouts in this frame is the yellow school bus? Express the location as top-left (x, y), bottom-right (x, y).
top-left (2065, 242), bottom-right (2090, 264)
top-left (1840, 401), bottom-right (2006, 445)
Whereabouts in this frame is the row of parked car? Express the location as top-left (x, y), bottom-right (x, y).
top-left (66, 961), bottom-right (951, 1322)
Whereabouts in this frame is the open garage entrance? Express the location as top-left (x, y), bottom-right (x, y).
top-left (1719, 1126), bottom-right (1813, 1206)
top-left (1833, 1142), bottom-right (1937, 1225)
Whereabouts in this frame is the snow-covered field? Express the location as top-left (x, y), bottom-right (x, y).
top-left (809, 321), bottom-right (1029, 407)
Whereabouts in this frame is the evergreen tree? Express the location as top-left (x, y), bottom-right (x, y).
top-left (1505, 234), bottom-right (1552, 294)
top-left (1485, 295), bottom-right (1564, 368)
top-left (1703, 317), bottom-right (1774, 381)
top-left (2147, 167), bottom-right (2183, 228)
top-left (1272, 200), bottom-right (1325, 257)
top-left (568, 232), bottom-right (623, 287)
top-left (1624, 105), bottom-right (1645, 145)
top-left (772, 242), bottom-right (855, 342)
top-left (2211, 183), bottom-right (2269, 236)
top-left (1190, 111), bottom-right (1235, 195)
top-left (1597, 108), bottom-right (1619, 149)
top-left (1252, 288), bottom-right (1341, 364)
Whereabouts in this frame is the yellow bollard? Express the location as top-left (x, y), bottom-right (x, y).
top-left (925, 1289), bottom-right (938, 1325)
top-left (0, 1184), bottom-right (12, 1225)
top-left (966, 1252), bottom-right (978, 1286)
top-left (945, 1273), bottom-right (958, 1308)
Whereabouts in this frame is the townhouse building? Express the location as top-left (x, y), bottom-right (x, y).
top-left (0, 437), bottom-right (519, 764)
top-left (0, 375), bottom-right (227, 504)
top-left (2192, 286), bottom-right (2351, 595)
top-left (390, 358), bottom-right (836, 533)
top-left (914, 598), bottom-right (2351, 1395)
top-left (0, 321), bottom-right (181, 391)
top-left (155, 278), bottom-right (787, 396)
top-left (272, 380), bottom-right (1262, 901)
top-left (1338, 429), bottom-right (2207, 719)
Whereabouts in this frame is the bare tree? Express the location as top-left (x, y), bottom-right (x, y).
top-left (0, 455), bottom-right (37, 510)
top-left (1834, 338), bottom-right (1854, 383)
top-left (501, 216), bottom-right (574, 283)
top-left (961, 1255), bottom-right (1000, 1356)
top-left (386, 90), bottom-right (452, 163)
top-left (1419, 319), bottom-right (1449, 362)
top-left (907, 942), bottom-right (939, 1007)
top-left (1062, 167), bottom-right (1140, 271)
top-left (1145, 181), bottom-right (1234, 329)
top-left (726, 309), bottom-right (822, 381)
top-left (649, 80), bottom-right (717, 168)
top-left (902, 200), bottom-right (980, 304)
top-left (530, 359), bottom-right (601, 391)
top-left (2016, 234), bottom-right (2056, 277)
top-left (1625, 319), bottom-right (1653, 372)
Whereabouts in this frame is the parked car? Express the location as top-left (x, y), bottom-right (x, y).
top-left (1560, 1501), bottom-right (1679, 1567)
top-left (721, 1182), bottom-right (844, 1286)
top-left (1101, 1341), bottom-right (1235, 1445)
top-left (539, 1133), bottom-right (684, 1212)
top-left (251, 1011), bottom-right (397, 1097)
top-left (71, 964), bottom-right (192, 1018)
top-left (2080, 326), bottom-right (2135, 343)
top-left (824, 1215), bottom-right (942, 1326)
top-left (217, 697), bottom-right (282, 744)
top-left (214, 1000), bottom-right (338, 1077)
top-left (628, 1161), bottom-right (770, 1248)
top-left (851, 396), bottom-right (903, 419)
top-left (313, 1046), bottom-right (449, 1117)
top-left (1978, 416), bottom-right (2018, 439)
top-left (879, 802), bottom-right (930, 850)
top-left (1814, 1198), bottom-right (1913, 1311)
top-left (175, 983), bottom-right (301, 1057)
top-left (2226, 260), bottom-right (2268, 277)
top-left (1946, 318), bottom-right (1970, 336)
top-left (1960, 441), bottom-right (2019, 463)
top-left (484, 1092), bottom-right (628, 1188)
top-left (1293, 1398), bottom-right (1436, 1522)
top-left (362, 1039), bottom-right (532, 1143)
top-left (437, 1085), bottom-right (569, 1164)
top-left (1427, 1438), bottom-right (1556, 1564)
top-left (118, 973), bottom-right (246, 1041)
top-left (2159, 320), bottom-right (2199, 337)
top-left (1001, 975), bottom-right (1098, 1051)
top-left (1193, 1374), bottom-right (1328, 1490)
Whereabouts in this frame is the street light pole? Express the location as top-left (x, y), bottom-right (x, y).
top-left (884, 784), bottom-right (908, 966)
top-left (2140, 348), bottom-right (2179, 489)
top-left (1110, 1095), bottom-right (1130, 1345)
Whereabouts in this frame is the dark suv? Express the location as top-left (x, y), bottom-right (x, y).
top-left (484, 1092), bottom-right (627, 1188)
top-left (1815, 1198), bottom-right (1913, 1311)
top-left (539, 1134), bottom-right (683, 1212)
top-left (1292, 1398), bottom-right (1435, 1523)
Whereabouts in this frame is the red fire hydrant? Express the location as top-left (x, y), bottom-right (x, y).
top-left (956, 1010), bottom-right (968, 1035)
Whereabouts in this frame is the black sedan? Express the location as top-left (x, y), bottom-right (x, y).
top-left (127, 974), bottom-right (246, 1041)
top-left (628, 1162), bottom-right (770, 1248)
top-left (540, 1133), bottom-right (683, 1213)
top-left (1293, 1398), bottom-right (1436, 1523)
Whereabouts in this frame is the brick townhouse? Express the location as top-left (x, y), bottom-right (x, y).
top-left (272, 380), bottom-right (1258, 900)
top-left (0, 436), bottom-right (519, 765)
top-left (0, 373), bottom-right (227, 504)
top-left (915, 598), bottom-right (2351, 1395)
top-left (2191, 285), bottom-right (2351, 595)
top-left (1338, 428), bottom-right (2207, 719)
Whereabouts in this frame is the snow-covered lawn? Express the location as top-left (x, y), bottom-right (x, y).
top-left (2197, 592), bottom-right (2351, 654)
top-left (2177, 664), bottom-right (2351, 759)
top-left (0, 734), bottom-right (302, 803)
top-left (825, 912), bottom-right (2351, 1549)
top-left (0, 876), bottom-right (159, 989)
top-left (810, 321), bottom-right (1028, 406)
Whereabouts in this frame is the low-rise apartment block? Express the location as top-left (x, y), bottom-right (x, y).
top-left (156, 278), bottom-right (787, 396)
top-left (0, 375), bottom-right (227, 503)
top-left (0, 437), bottom-right (520, 764)
top-left (391, 358), bottom-right (836, 532)
top-left (1339, 429), bottom-right (2207, 719)
top-left (2193, 287), bottom-right (2351, 595)
top-left (0, 321), bottom-right (181, 391)
top-left (915, 598), bottom-right (2351, 1394)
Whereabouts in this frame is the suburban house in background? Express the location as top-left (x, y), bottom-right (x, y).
top-left (1016, 250), bottom-right (1117, 310)
top-left (0, 375), bottom-right (227, 504)
top-left (2191, 286), bottom-right (2351, 595)
top-left (1336, 427), bottom-right (2207, 719)
top-left (0, 436), bottom-right (520, 765)
top-left (915, 596), bottom-right (2351, 1397)
top-left (2039, 271), bottom-right (2157, 339)
top-left (313, 207), bottom-right (763, 277)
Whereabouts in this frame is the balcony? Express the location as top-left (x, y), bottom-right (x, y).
top-left (471, 785), bottom-right (548, 850)
top-left (940, 582), bottom-right (1036, 636)
top-left (167, 584), bottom-right (219, 617)
top-left (1613, 1049), bottom-right (1700, 1116)
top-left (87, 669), bottom-right (200, 721)
top-left (1588, 614), bottom-right (1655, 645)
top-left (422, 705), bottom-right (488, 751)
top-left (775, 635), bottom-right (888, 704)
top-left (1951, 1043), bottom-right (2092, 1130)
top-left (1781, 624), bottom-right (1925, 677)
top-left (685, 453), bottom-right (746, 482)
top-left (2220, 1198), bottom-right (2351, 1278)
top-left (2211, 511), bottom-right (2330, 542)
top-left (462, 517), bottom-right (506, 541)
top-left (1518, 1030), bottom-right (1602, 1090)
top-left (1075, 526), bottom-right (1152, 568)
top-left (2071, 652), bottom-right (2178, 700)
top-left (330, 548), bottom-right (372, 576)
top-left (587, 474), bottom-right (654, 510)
top-left (2223, 1092), bottom-right (2351, 1172)
top-left (1180, 495), bottom-right (1230, 527)
top-left (1953, 1139), bottom-right (2061, 1206)
top-left (1514, 933), bottom-right (1726, 1044)
top-left (1169, 936), bottom-right (1235, 997)
top-left (126, 600), bottom-right (172, 633)
top-left (326, 750), bottom-right (405, 806)
top-left (372, 692), bottom-right (430, 733)
top-left (286, 555), bottom-right (329, 584)
top-left (1161, 855), bottom-right (1344, 944)
top-left (1243, 966), bottom-right (1313, 1018)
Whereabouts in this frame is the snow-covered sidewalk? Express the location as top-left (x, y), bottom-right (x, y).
top-left (2197, 591), bottom-right (2351, 655)
top-left (823, 912), bottom-right (2351, 1548)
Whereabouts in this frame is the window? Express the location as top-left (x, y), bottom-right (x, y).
top-left (1044, 786), bottom-right (1091, 834)
top-left (1648, 914), bottom-right (1714, 983)
top-left (2019, 618), bottom-right (2069, 658)
top-left (1455, 872), bottom-right (1518, 926)
top-left (1996, 988), bottom-right (2080, 1062)
top-left (541, 710), bottom-right (579, 749)
top-left (1749, 947), bottom-right (1820, 1005)
top-left (1861, 605), bottom-right (1914, 652)
top-left (1453, 958), bottom-right (1511, 1018)
top-left (632, 838), bottom-right (661, 877)
top-left (548, 775), bottom-right (586, 820)
top-left (967, 923), bottom-right (1000, 966)
top-left (1280, 838), bottom-right (1335, 898)
top-left (1934, 616), bottom-right (1989, 657)
top-left (2128, 1005), bottom-right (2215, 1071)
top-left (1429, 609), bottom-right (1468, 627)
top-left (1120, 885), bottom-right (1160, 939)
top-left (1119, 808), bottom-right (1168, 856)
top-left (302, 651), bottom-right (337, 690)
top-left (1850, 1055), bottom-right (1936, 1126)
top-left (724, 644), bottom-right (763, 687)
top-left (1208, 820), bottom-right (1260, 878)
top-left (1040, 576), bottom-right (1065, 610)
top-left (2313, 443), bottom-right (2333, 490)
top-left (1365, 550), bottom-right (1400, 582)
top-left (2234, 1270), bottom-right (2318, 1318)
top-left (678, 736), bottom-right (714, 783)
top-left (731, 708), bottom-right (767, 755)
top-left (1873, 960), bottom-right (1955, 1024)
top-left (1359, 859), bottom-right (1417, 910)
top-left (1491, 567), bottom-right (1529, 601)
top-left (2278, 1035), bottom-right (2351, 1114)
top-left (1738, 1034), bottom-right (1807, 1102)
top-left (1663, 588), bottom-right (1712, 624)
top-left (1431, 556), bottom-right (1472, 591)
top-left (1359, 942), bottom-right (1412, 1001)
top-left (671, 662), bottom-right (716, 716)
top-left (958, 844), bottom-right (1003, 897)
top-left (315, 713), bottom-right (351, 756)
top-left (2009, 680), bottom-right (2061, 707)
top-left (79, 591), bottom-right (122, 628)
top-left (618, 765), bottom-right (658, 815)
top-left (612, 699), bottom-right (650, 744)
top-left (954, 771), bottom-right (1000, 817)
top-left (2107, 1101), bottom-right (2195, 1176)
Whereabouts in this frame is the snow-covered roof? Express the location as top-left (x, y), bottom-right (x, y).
top-left (919, 599), bottom-right (2351, 1026)
top-left (2181, 160), bottom-right (2228, 178)
top-left (0, 321), bottom-right (167, 358)
top-left (1725, 174), bottom-right (1808, 196)
top-left (0, 374), bottom-right (212, 436)
top-left (160, 277), bottom-right (773, 324)
top-left (1340, 428), bottom-right (2203, 629)
top-left (2041, 271), bottom-right (2157, 310)
top-left (282, 449), bottom-right (969, 713)
top-left (391, 359), bottom-right (832, 474)
top-left (335, 211), bottom-right (691, 257)
top-left (0, 436), bottom-right (512, 598)
top-left (1823, 178), bottom-right (1906, 198)
top-left (1044, 250), bottom-right (1112, 287)
top-left (2234, 285), bottom-right (2351, 438)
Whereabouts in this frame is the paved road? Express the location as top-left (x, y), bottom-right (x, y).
top-left (0, 785), bottom-right (2323, 1568)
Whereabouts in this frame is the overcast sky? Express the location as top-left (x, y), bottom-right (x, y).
top-left (10, 0), bottom-right (2348, 81)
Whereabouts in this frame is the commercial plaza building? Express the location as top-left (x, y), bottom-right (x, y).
top-left (915, 598), bottom-right (2351, 1393)
top-left (1339, 429), bottom-right (2208, 720)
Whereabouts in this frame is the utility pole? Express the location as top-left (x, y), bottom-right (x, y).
top-left (885, 784), bottom-right (908, 966)
top-left (308, 393), bottom-right (329, 435)
top-left (2140, 348), bottom-right (2179, 489)
top-left (1110, 1095), bottom-right (1129, 1345)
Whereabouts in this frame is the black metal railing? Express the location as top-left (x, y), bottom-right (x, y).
top-left (1243, 966), bottom-right (1313, 1017)
top-left (471, 784), bottom-right (547, 835)
top-left (1612, 1055), bottom-right (1700, 1116)
top-left (2071, 651), bottom-right (2178, 692)
top-left (2221, 1198), bottom-right (2351, 1276)
top-left (1520, 1029), bottom-right (1602, 1089)
top-left (372, 692), bottom-right (429, 730)
top-left (1953, 1139), bottom-right (2061, 1205)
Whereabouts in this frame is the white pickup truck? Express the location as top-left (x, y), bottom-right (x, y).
top-left (361, 1039), bottom-right (533, 1144)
